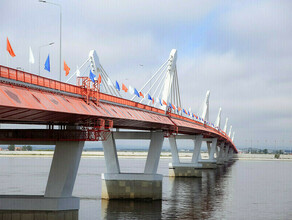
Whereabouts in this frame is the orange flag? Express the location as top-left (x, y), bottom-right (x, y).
top-left (64, 61), bottom-right (70, 76)
top-left (122, 83), bottom-right (128, 92)
top-left (139, 92), bottom-right (144, 98)
top-left (162, 100), bottom-right (167, 105)
top-left (178, 107), bottom-right (182, 112)
top-left (98, 74), bottom-right (101, 84)
top-left (6, 37), bottom-right (16, 57)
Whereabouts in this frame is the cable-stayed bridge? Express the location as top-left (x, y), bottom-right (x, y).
top-left (0, 49), bottom-right (236, 218)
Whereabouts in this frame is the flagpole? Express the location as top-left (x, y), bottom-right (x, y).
top-left (39, 0), bottom-right (62, 82)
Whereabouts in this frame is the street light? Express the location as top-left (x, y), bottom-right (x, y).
top-left (39, 0), bottom-right (62, 82)
top-left (39, 42), bottom-right (54, 76)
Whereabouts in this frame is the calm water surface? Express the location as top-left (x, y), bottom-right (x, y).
top-left (0, 157), bottom-right (291, 220)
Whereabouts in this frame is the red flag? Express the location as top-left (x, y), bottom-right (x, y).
top-left (152, 98), bottom-right (154, 104)
top-left (98, 74), bottom-right (101, 84)
top-left (171, 104), bottom-right (176, 110)
top-left (6, 38), bottom-right (15, 57)
top-left (162, 100), bottom-right (167, 105)
top-left (178, 107), bottom-right (182, 112)
top-left (139, 92), bottom-right (144, 98)
top-left (122, 83), bottom-right (128, 92)
top-left (64, 61), bottom-right (70, 76)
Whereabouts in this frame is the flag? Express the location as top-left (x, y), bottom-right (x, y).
top-left (98, 74), bottom-right (101, 84)
top-left (139, 91), bottom-right (144, 98)
top-left (163, 100), bottom-right (167, 105)
top-left (122, 83), bottom-right (128, 92)
top-left (183, 109), bottom-right (187, 114)
top-left (172, 104), bottom-right (176, 110)
top-left (147, 94), bottom-right (152, 101)
top-left (89, 70), bottom-right (96, 83)
top-left (76, 66), bottom-right (80, 77)
top-left (178, 107), bottom-right (182, 112)
top-left (152, 98), bottom-right (154, 104)
top-left (44, 54), bottom-right (50, 72)
top-left (129, 86), bottom-right (134, 95)
top-left (188, 111), bottom-right (190, 116)
top-left (64, 61), bottom-right (70, 76)
top-left (134, 88), bottom-right (140, 97)
top-left (29, 47), bottom-right (35, 64)
top-left (6, 38), bottom-right (15, 57)
top-left (107, 78), bottom-right (113, 87)
top-left (115, 81), bottom-right (120, 91)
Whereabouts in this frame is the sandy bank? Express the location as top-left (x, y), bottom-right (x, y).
top-left (0, 151), bottom-right (291, 160)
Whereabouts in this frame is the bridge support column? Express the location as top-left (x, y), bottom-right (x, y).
top-left (101, 131), bottom-right (164, 200)
top-left (224, 146), bottom-right (230, 163)
top-left (216, 143), bottom-right (225, 165)
top-left (199, 138), bottom-right (218, 169)
top-left (169, 135), bottom-right (203, 177)
top-left (0, 141), bottom-right (84, 219)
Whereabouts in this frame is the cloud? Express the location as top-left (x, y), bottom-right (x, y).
top-left (0, 0), bottom-right (291, 148)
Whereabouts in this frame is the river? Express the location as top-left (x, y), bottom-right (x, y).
top-left (0, 157), bottom-right (291, 219)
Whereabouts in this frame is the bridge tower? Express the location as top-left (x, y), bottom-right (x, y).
top-left (200, 90), bottom-right (210, 121)
top-left (223, 118), bottom-right (229, 133)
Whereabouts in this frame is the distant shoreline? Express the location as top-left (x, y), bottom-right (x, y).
top-left (0, 151), bottom-right (291, 161)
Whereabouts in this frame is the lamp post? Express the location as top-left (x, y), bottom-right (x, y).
top-left (39, 0), bottom-right (62, 82)
top-left (39, 42), bottom-right (54, 76)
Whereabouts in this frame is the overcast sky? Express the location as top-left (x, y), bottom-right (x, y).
top-left (0, 0), bottom-right (291, 149)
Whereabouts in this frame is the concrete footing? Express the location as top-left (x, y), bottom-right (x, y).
top-left (0, 195), bottom-right (79, 220)
top-left (0, 210), bottom-right (78, 220)
top-left (101, 173), bottom-right (162, 200)
top-left (199, 161), bottom-right (217, 169)
top-left (169, 163), bottom-right (202, 177)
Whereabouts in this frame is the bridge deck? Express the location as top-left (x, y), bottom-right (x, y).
top-left (0, 65), bottom-right (236, 152)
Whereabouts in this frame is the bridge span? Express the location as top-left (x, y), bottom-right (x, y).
top-left (0, 49), bottom-right (237, 219)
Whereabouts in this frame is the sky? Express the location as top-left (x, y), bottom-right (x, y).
top-left (0, 0), bottom-right (292, 149)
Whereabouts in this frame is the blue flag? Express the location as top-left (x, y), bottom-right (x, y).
top-left (134, 88), bottom-right (140, 97)
top-left (115, 81), bottom-right (120, 91)
top-left (159, 99), bottom-right (162, 106)
top-left (169, 103), bottom-right (173, 109)
top-left (147, 94), bottom-right (152, 101)
top-left (89, 70), bottom-right (96, 83)
top-left (44, 54), bottom-right (50, 72)
top-left (183, 109), bottom-right (187, 114)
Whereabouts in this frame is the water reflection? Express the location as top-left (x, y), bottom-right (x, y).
top-left (164, 163), bottom-right (233, 220)
top-left (101, 199), bottom-right (162, 219)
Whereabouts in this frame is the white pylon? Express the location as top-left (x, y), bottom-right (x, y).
top-left (223, 118), bottom-right (228, 133)
top-left (133, 49), bottom-right (181, 114)
top-left (200, 90), bottom-right (210, 121)
top-left (160, 49), bottom-right (177, 112)
top-left (215, 107), bottom-right (221, 129)
top-left (232, 132), bottom-right (235, 142)
top-left (228, 125), bottom-right (232, 137)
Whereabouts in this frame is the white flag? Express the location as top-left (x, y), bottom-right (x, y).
top-left (29, 47), bottom-right (35, 64)
top-left (129, 86), bottom-right (134, 95)
top-left (76, 66), bottom-right (80, 77)
top-left (107, 78), bottom-right (113, 87)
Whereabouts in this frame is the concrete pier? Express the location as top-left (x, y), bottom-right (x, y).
top-left (101, 174), bottom-right (162, 200)
top-left (169, 163), bottom-right (202, 177)
top-left (101, 131), bottom-right (164, 200)
top-left (0, 141), bottom-right (84, 219)
top-left (168, 135), bottom-right (203, 177)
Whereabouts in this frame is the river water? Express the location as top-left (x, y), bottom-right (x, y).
top-left (0, 157), bottom-right (291, 220)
